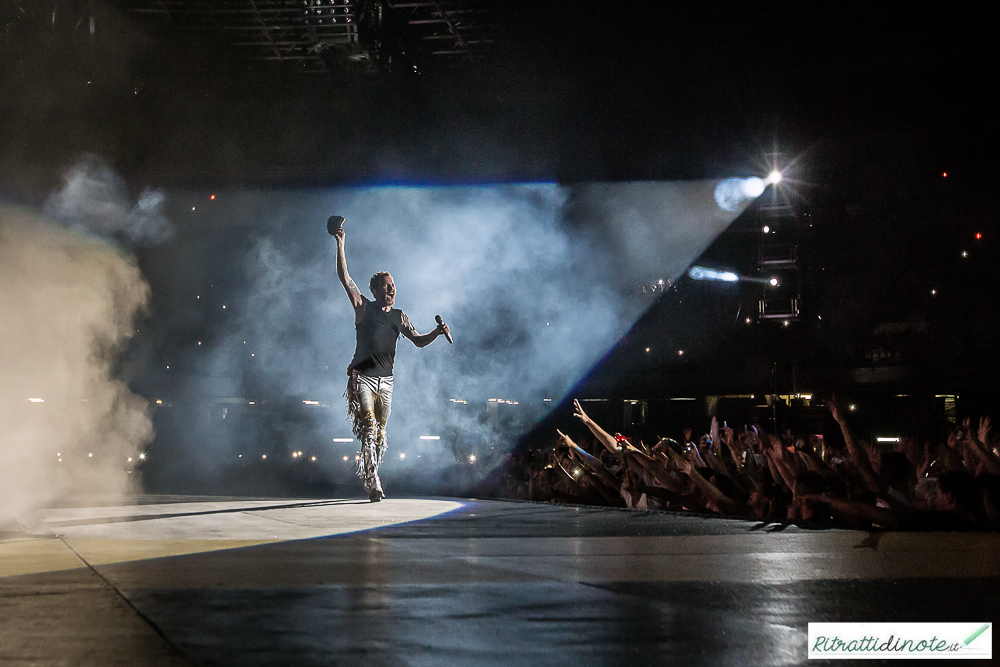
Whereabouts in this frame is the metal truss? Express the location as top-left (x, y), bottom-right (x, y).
top-left (125, 0), bottom-right (504, 74)
top-left (124, 0), bottom-right (502, 73)
top-left (128, 1), bottom-right (362, 73)
top-left (380, 1), bottom-right (499, 61)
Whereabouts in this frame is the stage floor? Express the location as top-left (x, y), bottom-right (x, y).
top-left (2, 496), bottom-right (998, 666)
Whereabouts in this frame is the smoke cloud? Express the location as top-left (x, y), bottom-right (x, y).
top-left (0, 205), bottom-right (152, 524)
top-left (42, 154), bottom-right (174, 246)
top-left (157, 180), bottom-right (749, 490)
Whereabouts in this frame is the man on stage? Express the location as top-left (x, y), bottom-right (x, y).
top-left (333, 222), bottom-right (450, 502)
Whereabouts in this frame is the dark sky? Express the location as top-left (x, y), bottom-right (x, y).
top-left (2, 2), bottom-right (995, 193)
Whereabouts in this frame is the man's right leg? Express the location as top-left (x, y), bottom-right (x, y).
top-left (367, 376), bottom-right (393, 501)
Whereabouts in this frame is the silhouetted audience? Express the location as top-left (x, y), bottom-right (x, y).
top-left (484, 399), bottom-right (1000, 530)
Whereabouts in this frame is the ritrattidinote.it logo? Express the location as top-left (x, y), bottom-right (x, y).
top-left (808, 623), bottom-right (991, 660)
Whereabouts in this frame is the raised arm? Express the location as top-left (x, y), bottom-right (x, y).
top-left (825, 399), bottom-right (883, 495)
top-left (963, 417), bottom-right (1000, 476)
top-left (556, 429), bottom-right (620, 490)
top-left (572, 399), bottom-right (621, 456)
top-left (676, 456), bottom-right (742, 516)
top-left (333, 228), bottom-right (364, 311)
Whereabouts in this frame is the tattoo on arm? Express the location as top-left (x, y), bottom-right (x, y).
top-left (399, 313), bottom-right (419, 340)
top-left (347, 279), bottom-right (361, 299)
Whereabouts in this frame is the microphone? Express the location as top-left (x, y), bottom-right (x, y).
top-left (327, 215), bottom-right (345, 235)
top-left (435, 315), bottom-right (453, 344)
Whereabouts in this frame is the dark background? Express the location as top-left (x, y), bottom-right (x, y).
top-left (3, 1), bottom-right (998, 493)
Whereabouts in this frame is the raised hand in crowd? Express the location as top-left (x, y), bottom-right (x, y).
top-left (479, 389), bottom-right (1000, 529)
top-left (571, 399), bottom-right (621, 456)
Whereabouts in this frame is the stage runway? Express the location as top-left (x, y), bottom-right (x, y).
top-left (2, 497), bottom-right (998, 666)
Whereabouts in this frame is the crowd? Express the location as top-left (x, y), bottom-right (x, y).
top-left (483, 398), bottom-right (1000, 530)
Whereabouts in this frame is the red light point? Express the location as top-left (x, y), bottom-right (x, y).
top-left (976, 233), bottom-right (982, 240)
top-left (942, 172), bottom-right (948, 178)
top-left (210, 194), bottom-right (216, 200)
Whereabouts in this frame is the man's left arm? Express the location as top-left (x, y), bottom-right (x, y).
top-left (399, 312), bottom-right (448, 348)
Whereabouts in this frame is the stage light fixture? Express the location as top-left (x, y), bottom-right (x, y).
top-left (766, 170), bottom-right (782, 185)
top-left (769, 277), bottom-right (779, 286)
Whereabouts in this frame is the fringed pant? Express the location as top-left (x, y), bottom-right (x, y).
top-left (346, 372), bottom-right (393, 491)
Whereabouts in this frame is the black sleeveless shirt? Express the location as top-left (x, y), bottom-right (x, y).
top-left (348, 299), bottom-right (412, 377)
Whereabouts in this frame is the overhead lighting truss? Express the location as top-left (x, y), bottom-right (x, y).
top-left (128, 0), bottom-right (362, 73)
top-left (126, 0), bottom-right (504, 74)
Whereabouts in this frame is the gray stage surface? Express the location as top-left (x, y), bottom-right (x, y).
top-left (2, 496), bottom-right (998, 666)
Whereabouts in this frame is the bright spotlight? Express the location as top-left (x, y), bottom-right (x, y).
top-left (689, 266), bottom-right (739, 282)
top-left (766, 170), bottom-right (782, 185)
top-left (715, 177), bottom-right (766, 211)
top-left (769, 277), bottom-right (779, 286)
top-left (743, 177), bottom-right (765, 197)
